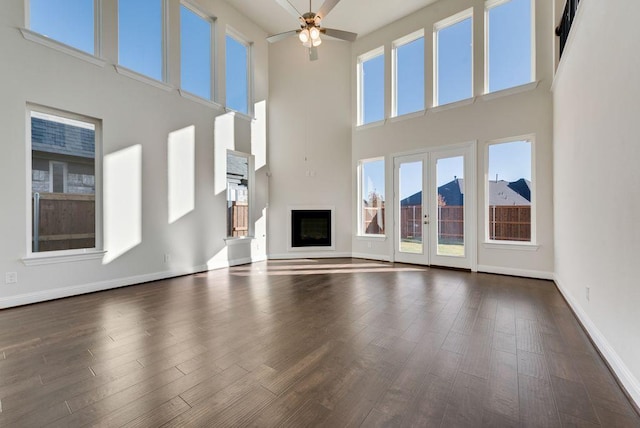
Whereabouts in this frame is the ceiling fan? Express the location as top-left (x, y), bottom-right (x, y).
top-left (267, 0), bottom-right (358, 61)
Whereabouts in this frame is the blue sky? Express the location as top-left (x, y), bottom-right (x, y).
top-left (226, 35), bottom-right (249, 114)
top-left (30, 0), bottom-right (94, 54)
top-left (181, 5), bottom-right (211, 100)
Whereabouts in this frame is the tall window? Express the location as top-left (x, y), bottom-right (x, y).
top-left (29, 107), bottom-right (100, 253)
top-left (227, 152), bottom-right (252, 238)
top-left (434, 10), bottom-right (473, 106)
top-left (119, 0), bottom-right (164, 81)
top-left (357, 47), bottom-right (384, 125)
top-left (486, 0), bottom-right (533, 92)
top-left (393, 31), bottom-right (425, 116)
top-left (487, 138), bottom-right (533, 242)
top-left (29, 0), bottom-right (96, 54)
top-left (226, 33), bottom-right (250, 115)
top-left (359, 158), bottom-right (385, 235)
top-left (180, 3), bottom-right (213, 100)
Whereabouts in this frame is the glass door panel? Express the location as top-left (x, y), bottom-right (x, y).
top-left (436, 156), bottom-right (465, 257)
top-left (394, 155), bottom-right (428, 265)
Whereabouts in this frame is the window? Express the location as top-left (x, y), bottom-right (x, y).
top-left (393, 31), bottom-right (425, 116)
top-left (180, 3), bottom-right (213, 100)
top-left (28, 0), bottom-right (96, 54)
top-left (225, 32), bottom-right (250, 115)
top-left (487, 138), bottom-right (533, 242)
top-left (357, 47), bottom-right (384, 125)
top-left (486, 0), bottom-right (534, 92)
top-left (227, 151), bottom-right (252, 238)
top-left (29, 107), bottom-right (100, 253)
top-left (359, 158), bottom-right (385, 235)
top-left (434, 10), bottom-right (473, 106)
top-left (119, 0), bottom-right (164, 81)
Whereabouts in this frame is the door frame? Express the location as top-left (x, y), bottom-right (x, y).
top-left (392, 141), bottom-right (477, 271)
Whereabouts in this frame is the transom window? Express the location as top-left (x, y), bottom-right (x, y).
top-left (357, 47), bottom-right (385, 125)
top-left (180, 3), bottom-right (214, 100)
top-left (225, 31), bottom-right (251, 115)
top-left (486, 0), bottom-right (534, 93)
top-left (392, 31), bottom-right (425, 117)
top-left (486, 138), bottom-right (534, 243)
top-left (28, 0), bottom-right (96, 55)
top-left (434, 9), bottom-right (473, 106)
top-left (118, 0), bottom-right (165, 81)
top-left (29, 107), bottom-right (101, 253)
top-left (358, 158), bottom-right (385, 235)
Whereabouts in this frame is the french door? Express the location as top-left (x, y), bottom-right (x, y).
top-left (393, 144), bottom-right (475, 269)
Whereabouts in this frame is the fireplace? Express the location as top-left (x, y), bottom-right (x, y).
top-left (291, 209), bottom-right (333, 248)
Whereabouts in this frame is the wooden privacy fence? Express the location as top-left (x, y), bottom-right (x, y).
top-left (368, 204), bottom-right (531, 242)
top-left (228, 201), bottom-right (248, 237)
top-left (32, 192), bottom-right (95, 252)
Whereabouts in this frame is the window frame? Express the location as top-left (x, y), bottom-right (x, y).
top-left (225, 28), bottom-right (253, 117)
top-left (357, 157), bottom-right (386, 237)
top-left (433, 8), bottom-right (474, 107)
top-left (357, 46), bottom-right (385, 126)
top-left (484, 134), bottom-right (536, 245)
top-left (484, 0), bottom-right (536, 94)
top-left (226, 150), bottom-right (255, 240)
top-left (25, 0), bottom-right (103, 57)
top-left (391, 30), bottom-right (425, 118)
top-left (179, 1), bottom-right (217, 102)
top-left (117, 0), bottom-right (169, 83)
top-left (25, 104), bottom-right (104, 262)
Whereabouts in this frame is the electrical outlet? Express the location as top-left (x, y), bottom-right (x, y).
top-left (5, 272), bottom-right (17, 284)
top-left (585, 286), bottom-right (590, 302)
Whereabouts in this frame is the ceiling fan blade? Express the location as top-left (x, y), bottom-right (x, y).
top-left (274, 0), bottom-right (303, 20)
top-left (317, 0), bottom-right (341, 20)
top-left (267, 30), bottom-right (299, 43)
top-left (322, 28), bottom-right (358, 42)
top-left (309, 47), bottom-right (319, 61)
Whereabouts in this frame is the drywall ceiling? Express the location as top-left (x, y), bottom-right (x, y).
top-left (225, 0), bottom-right (440, 39)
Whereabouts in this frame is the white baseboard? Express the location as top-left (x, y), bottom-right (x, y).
top-left (0, 265), bottom-right (207, 309)
top-left (268, 252), bottom-right (352, 260)
top-left (554, 274), bottom-right (640, 408)
top-left (476, 264), bottom-right (554, 280)
top-left (351, 252), bottom-right (392, 262)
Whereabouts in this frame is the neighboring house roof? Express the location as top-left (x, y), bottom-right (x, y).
top-left (31, 117), bottom-right (94, 159)
top-left (400, 178), bottom-right (531, 206)
top-left (227, 154), bottom-right (248, 179)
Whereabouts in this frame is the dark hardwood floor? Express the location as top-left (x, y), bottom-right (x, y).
top-left (0, 258), bottom-right (638, 427)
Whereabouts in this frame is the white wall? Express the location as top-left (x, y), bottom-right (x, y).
top-left (267, 38), bottom-right (352, 258)
top-left (350, 0), bottom-right (555, 277)
top-left (0, 0), bottom-right (269, 308)
top-left (553, 0), bottom-right (640, 406)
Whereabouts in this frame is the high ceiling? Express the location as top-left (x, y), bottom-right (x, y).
top-left (226, 0), bottom-right (440, 39)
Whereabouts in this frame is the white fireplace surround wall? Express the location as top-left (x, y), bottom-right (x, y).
top-left (287, 205), bottom-right (336, 252)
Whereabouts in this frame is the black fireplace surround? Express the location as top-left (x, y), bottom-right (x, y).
top-left (291, 210), bottom-right (332, 247)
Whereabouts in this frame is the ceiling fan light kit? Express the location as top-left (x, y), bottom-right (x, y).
top-left (268, 0), bottom-right (357, 61)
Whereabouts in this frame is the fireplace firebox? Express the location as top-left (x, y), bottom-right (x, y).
top-left (291, 209), bottom-right (332, 248)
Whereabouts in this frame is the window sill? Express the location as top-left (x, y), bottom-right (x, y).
top-left (20, 28), bottom-right (106, 67)
top-left (115, 65), bottom-right (173, 92)
top-left (480, 81), bottom-right (539, 102)
top-left (356, 119), bottom-right (386, 130)
top-left (224, 109), bottom-right (254, 121)
top-left (482, 242), bottom-right (539, 251)
top-left (179, 90), bottom-right (225, 111)
top-left (22, 249), bottom-right (106, 266)
top-left (430, 97), bottom-right (475, 113)
top-left (389, 110), bottom-right (426, 123)
top-left (225, 237), bottom-right (254, 246)
top-left (355, 235), bottom-right (387, 241)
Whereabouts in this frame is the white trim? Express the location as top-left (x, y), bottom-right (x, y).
top-left (351, 253), bottom-right (392, 262)
top-left (355, 235), bottom-right (387, 241)
top-left (268, 252), bottom-right (352, 260)
top-left (430, 97), bottom-right (475, 113)
top-left (225, 27), bottom-right (253, 117)
top-left (391, 30), bottom-right (425, 118)
top-left (554, 274), bottom-right (640, 408)
top-left (225, 109), bottom-right (254, 122)
top-left (287, 205), bottom-right (336, 252)
top-left (115, 65), bottom-right (174, 91)
top-left (482, 241), bottom-right (539, 251)
top-left (20, 28), bottom-right (107, 67)
top-left (480, 80), bottom-right (539, 101)
top-left (389, 110), bottom-right (426, 123)
top-left (178, 89), bottom-right (225, 111)
top-left (22, 250), bottom-right (107, 266)
top-left (477, 264), bottom-right (553, 280)
top-left (224, 237), bottom-right (254, 246)
top-left (356, 46), bottom-right (385, 126)
top-left (355, 119), bottom-right (386, 130)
